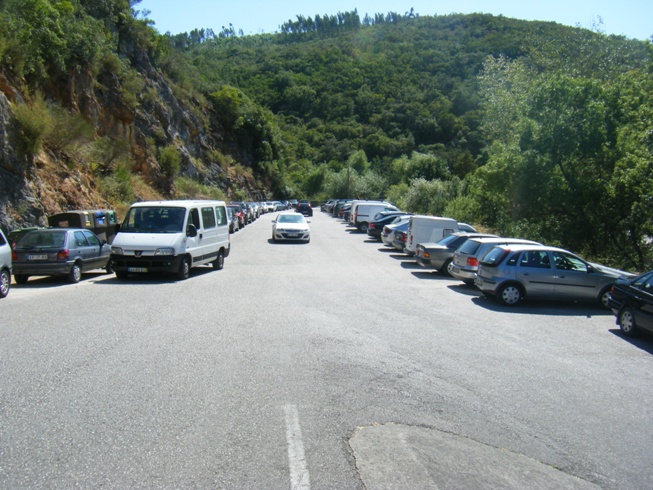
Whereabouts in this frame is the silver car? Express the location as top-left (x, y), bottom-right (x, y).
top-left (475, 244), bottom-right (636, 307)
top-left (450, 237), bottom-right (541, 284)
top-left (0, 229), bottom-right (11, 298)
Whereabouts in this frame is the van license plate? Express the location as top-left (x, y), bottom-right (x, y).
top-left (27, 254), bottom-right (48, 261)
top-left (128, 267), bottom-right (148, 273)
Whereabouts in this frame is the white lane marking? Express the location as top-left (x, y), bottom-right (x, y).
top-left (283, 404), bottom-right (311, 490)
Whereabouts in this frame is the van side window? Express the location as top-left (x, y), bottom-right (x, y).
top-left (215, 206), bottom-right (228, 226)
top-left (188, 208), bottom-right (200, 230)
top-left (201, 207), bottom-right (217, 229)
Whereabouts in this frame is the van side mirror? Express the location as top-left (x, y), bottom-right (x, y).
top-left (187, 224), bottom-right (198, 238)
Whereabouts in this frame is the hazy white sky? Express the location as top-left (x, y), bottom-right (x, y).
top-left (137, 0), bottom-right (652, 40)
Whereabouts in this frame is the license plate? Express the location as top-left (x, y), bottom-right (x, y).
top-left (451, 265), bottom-right (460, 273)
top-left (288, 234), bottom-right (298, 237)
top-left (128, 267), bottom-right (148, 273)
top-left (27, 254), bottom-right (48, 261)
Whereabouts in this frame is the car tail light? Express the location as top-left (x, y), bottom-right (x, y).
top-left (57, 249), bottom-right (69, 261)
top-left (401, 234), bottom-right (407, 243)
top-left (467, 257), bottom-right (478, 267)
top-left (369, 223), bottom-right (375, 230)
top-left (11, 251), bottom-right (17, 261)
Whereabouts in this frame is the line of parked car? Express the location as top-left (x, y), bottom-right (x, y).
top-left (0, 198), bottom-right (318, 297)
top-left (322, 198), bottom-right (652, 338)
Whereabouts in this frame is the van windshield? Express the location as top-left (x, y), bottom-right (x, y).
top-left (121, 207), bottom-right (186, 233)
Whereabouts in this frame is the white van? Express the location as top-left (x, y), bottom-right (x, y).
top-left (404, 215), bottom-right (459, 256)
top-left (110, 200), bottom-right (230, 280)
top-left (349, 200), bottom-right (398, 232)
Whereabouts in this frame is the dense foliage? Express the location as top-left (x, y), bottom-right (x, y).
top-left (1, 1), bottom-right (652, 269)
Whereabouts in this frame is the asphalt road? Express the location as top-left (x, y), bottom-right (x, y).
top-left (2, 210), bottom-right (652, 489)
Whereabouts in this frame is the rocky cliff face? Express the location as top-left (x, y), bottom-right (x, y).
top-left (0, 46), bottom-right (261, 235)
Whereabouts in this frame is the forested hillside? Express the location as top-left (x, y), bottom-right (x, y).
top-left (0, 1), bottom-right (652, 269)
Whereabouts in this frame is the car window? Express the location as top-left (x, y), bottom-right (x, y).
top-left (201, 207), bottom-right (217, 229)
top-left (519, 250), bottom-right (552, 269)
top-left (458, 240), bottom-right (482, 255)
top-left (83, 230), bottom-right (100, 246)
top-left (552, 251), bottom-right (588, 272)
top-left (74, 231), bottom-right (89, 247)
top-left (278, 214), bottom-right (305, 223)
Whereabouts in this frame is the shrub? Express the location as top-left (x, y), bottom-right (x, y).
top-left (11, 92), bottom-right (53, 161)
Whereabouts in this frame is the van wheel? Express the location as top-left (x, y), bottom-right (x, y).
top-left (359, 222), bottom-right (369, 233)
top-left (213, 250), bottom-right (225, 270)
top-left (68, 263), bottom-right (82, 283)
top-left (0, 269), bottom-right (10, 298)
top-left (14, 274), bottom-right (29, 284)
top-left (177, 256), bottom-right (190, 280)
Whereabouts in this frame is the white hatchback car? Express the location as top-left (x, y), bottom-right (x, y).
top-left (272, 212), bottom-right (310, 243)
top-left (0, 229), bottom-right (12, 298)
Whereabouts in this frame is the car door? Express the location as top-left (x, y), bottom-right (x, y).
top-left (516, 249), bottom-right (556, 299)
top-left (82, 230), bottom-right (108, 269)
top-left (628, 274), bottom-right (653, 333)
top-left (72, 230), bottom-right (94, 271)
top-left (551, 251), bottom-right (598, 301)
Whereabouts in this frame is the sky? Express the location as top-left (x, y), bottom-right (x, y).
top-left (136, 0), bottom-right (652, 41)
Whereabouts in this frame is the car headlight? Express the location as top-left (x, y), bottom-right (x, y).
top-left (111, 247), bottom-right (124, 255)
top-left (155, 247), bottom-right (175, 255)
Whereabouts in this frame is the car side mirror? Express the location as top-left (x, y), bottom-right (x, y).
top-left (187, 224), bottom-right (198, 238)
top-left (272, 220), bottom-right (277, 224)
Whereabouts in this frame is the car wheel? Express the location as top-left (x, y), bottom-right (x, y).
top-left (68, 263), bottom-right (82, 283)
top-left (497, 283), bottom-right (522, 306)
top-left (14, 274), bottom-right (29, 284)
top-left (0, 269), bottom-right (10, 298)
top-left (619, 307), bottom-right (638, 337)
top-left (177, 256), bottom-right (191, 280)
top-left (213, 250), bottom-right (225, 270)
top-left (440, 259), bottom-right (453, 277)
top-left (598, 286), bottom-right (612, 309)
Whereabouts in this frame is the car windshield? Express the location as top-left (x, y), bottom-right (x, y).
top-left (121, 206), bottom-right (186, 233)
top-left (19, 231), bottom-right (66, 249)
top-left (278, 214), bottom-right (305, 224)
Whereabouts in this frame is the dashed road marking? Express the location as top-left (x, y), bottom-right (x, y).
top-left (283, 404), bottom-right (311, 490)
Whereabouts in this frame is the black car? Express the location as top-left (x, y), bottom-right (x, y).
top-left (608, 270), bottom-right (653, 337)
top-left (367, 212), bottom-right (410, 240)
top-left (296, 202), bottom-right (313, 217)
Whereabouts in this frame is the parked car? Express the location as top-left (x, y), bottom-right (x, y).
top-left (608, 270), bottom-right (653, 336)
top-left (381, 217), bottom-right (411, 248)
top-left (392, 227), bottom-right (409, 252)
top-left (231, 202), bottom-right (253, 223)
top-left (272, 212), bottom-right (310, 243)
top-left (12, 228), bottom-right (112, 284)
top-left (450, 237), bottom-right (542, 284)
top-left (367, 212), bottom-right (411, 241)
top-left (475, 244), bottom-right (635, 307)
top-left (227, 205), bottom-right (246, 229)
top-left (227, 206), bottom-right (239, 233)
top-left (415, 232), bottom-right (499, 276)
top-left (0, 229), bottom-right (12, 298)
top-left (296, 202), bottom-right (313, 217)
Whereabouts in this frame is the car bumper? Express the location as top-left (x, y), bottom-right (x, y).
top-left (110, 254), bottom-right (184, 274)
top-left (273, 231), bottom-right (310, 241)
top-left (13, 261), bottom-right (74, 276)
top-left (450, 264), bottom-right (476, 280)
